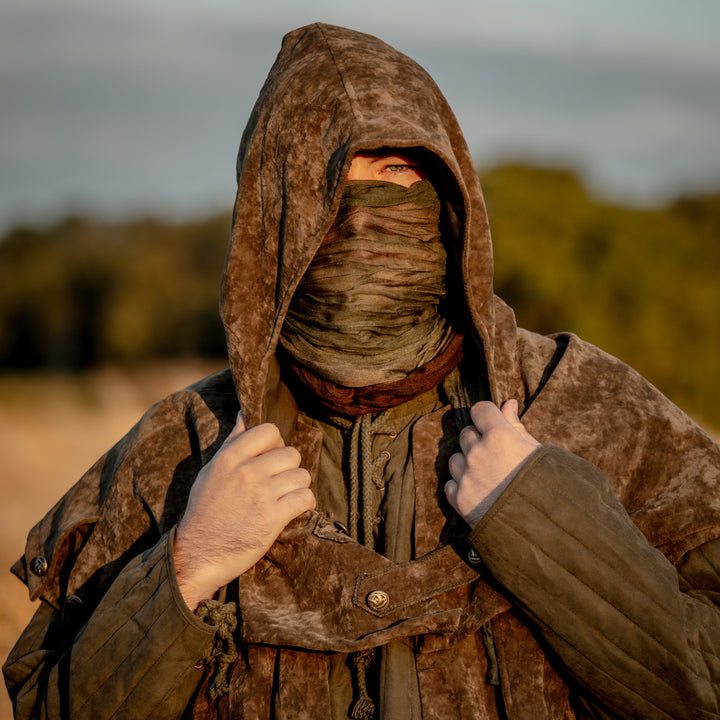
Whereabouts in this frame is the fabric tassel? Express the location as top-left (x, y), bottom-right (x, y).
top-left (195, 598), bottom-right (239, 700)
top-left (351, 648), bottom-right (377, 719)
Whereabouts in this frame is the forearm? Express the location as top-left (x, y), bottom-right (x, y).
top-left (4, 531), bottom-right (216, 720)
top-left (469, 445), bottom-right (720, 720)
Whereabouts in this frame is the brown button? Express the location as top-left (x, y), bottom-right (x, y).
top-left (334, 521), bottom-right (350, 536)
top-left (31, 555), bottom-right (48, 577)
top-left (65, 594), bottom-right (83, 609)
top-left (366, 590), bottom-right (390, 612)
top-left (467, 548), bottom-right (482, 566)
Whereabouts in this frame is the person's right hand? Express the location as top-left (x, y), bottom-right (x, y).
top-left (173, 412), bottom-right (315, 611)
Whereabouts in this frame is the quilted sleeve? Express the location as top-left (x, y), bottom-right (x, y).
top-left (3, 531), bottom-right (217, 720)
top-left (469, 444), bottom-right (720, 720)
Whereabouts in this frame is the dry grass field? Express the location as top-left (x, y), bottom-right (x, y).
top-left (0, 360), bottom-right (225, 719)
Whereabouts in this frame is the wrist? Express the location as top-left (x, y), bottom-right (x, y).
top-left (173, 526), bottom-right (220, 612)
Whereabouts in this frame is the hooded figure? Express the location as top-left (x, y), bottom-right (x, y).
top-left (5, 23), bottom-right (720, 720)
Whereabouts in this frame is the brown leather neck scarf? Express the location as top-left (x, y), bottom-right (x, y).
top-left (280, 179), bottom-right (461, 415)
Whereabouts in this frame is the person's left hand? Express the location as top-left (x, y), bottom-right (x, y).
top-left (445, 400), bottom-right (540, 528)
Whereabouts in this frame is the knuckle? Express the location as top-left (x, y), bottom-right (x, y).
top-left (233, 461), bottom-right (256, 485)
top-left (470, 400), bottom-right (497, 425)
top-left (482, 424), bottom-right (503, 444)
top-left (464, 442), bottom-right (484, 464)
top-left (211, 447), bottom-right (237, 475)
top-left (448, 452), bottom-right (463, 476)
top-left (459, 426), bottom-right (474, 444)
top-left (258, 422), bottom-right (283, 441)
top-left (287, 488), bottom-right (316, 515)
top-left (302, 488), bottom-right (317, 510)
top-left (456, 488), bottom-right (473, 513)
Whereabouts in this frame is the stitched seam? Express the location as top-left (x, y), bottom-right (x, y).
top-left (74, 593), bottom-right (184, 716)
top-left (487, 496), bottom-right (718, 698)
top-left (513, 478), bottom-right (680, 617)
top-left (352, 561), bottom-right (477, 617)
top-left (142, 663), bottom-right (203, 720)
top-left (492, 538), bottom-right (711, 717)
top-left (73, 543), bottom-right (210, 716)
top-left (355, 544), bottom-right (459, 583)
top-left (106, 603), bottom-right (189, 719)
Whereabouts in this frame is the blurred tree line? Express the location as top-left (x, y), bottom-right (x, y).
top-left (0, 215), bottom-right (230, 368)
top-left (484, 164), bottom-right (720, 430)
top-left (0, 163), bottom-right (718, 429)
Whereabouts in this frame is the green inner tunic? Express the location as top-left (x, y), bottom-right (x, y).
top-left (300, 388), bottom-right (445, 720)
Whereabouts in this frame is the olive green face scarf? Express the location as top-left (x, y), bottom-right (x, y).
top-left (280, 179), bottom-right (455, 388)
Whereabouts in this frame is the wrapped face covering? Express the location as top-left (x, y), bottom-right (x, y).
top-left (281, 179), bottom-right (456, 388)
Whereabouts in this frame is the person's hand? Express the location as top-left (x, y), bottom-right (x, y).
top-left (173, 412), bottom-right (315, 611)
top-left (445, 400), bottom-right (540, 529)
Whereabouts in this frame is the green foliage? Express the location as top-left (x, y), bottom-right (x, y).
top-left (1, 164), bottom-right (718, 428)
top-left (481, 164), bottom-right (720, 429)
top-left (0, 214), bottom-right (230, 368)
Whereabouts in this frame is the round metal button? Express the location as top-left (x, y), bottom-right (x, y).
top-left (31, 555), bottom-right (48, 577)
top-left (467, 547), bottom-right (482, 566)
top-left (334, 521), bottom-right (350, 536)
top-left (366, 590), bottom-right (390, 612)
top-left (65, 594), bottom-right (83, 609)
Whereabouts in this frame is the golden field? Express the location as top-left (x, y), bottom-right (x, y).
top-left (0, 360), bottom-right (225, 718)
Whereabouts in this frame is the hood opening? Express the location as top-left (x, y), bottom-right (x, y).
top-left (220, 23), bottom-right (504, 427)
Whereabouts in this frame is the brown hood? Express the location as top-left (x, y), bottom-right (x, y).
top-left (220, 23), bottom-right (505, 428)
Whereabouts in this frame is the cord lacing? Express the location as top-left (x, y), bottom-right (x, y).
top-left (346, 411), bottom-right (394, 719)
top-left (196, 598), bottom-right (239, 700)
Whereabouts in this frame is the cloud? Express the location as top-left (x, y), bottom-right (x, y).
top-left (1, 0), bottom-right (719, 231)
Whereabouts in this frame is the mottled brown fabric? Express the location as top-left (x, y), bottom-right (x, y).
top-left (220, 23), bottom-right (491, 429)
top-left (5, 21), bottom-right (720, 720)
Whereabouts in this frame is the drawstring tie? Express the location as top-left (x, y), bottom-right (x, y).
top-left (196, 598), bottom-right (239, 700)
top-left (347, 411), bottom-right (392, 719)
top-left (351, 648), bottom-right (378, 719)
top-left (348, 413), bottom-right (391, 546)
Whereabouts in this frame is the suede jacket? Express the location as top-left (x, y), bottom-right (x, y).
top-left (5, 22), bottom-right (720, 720)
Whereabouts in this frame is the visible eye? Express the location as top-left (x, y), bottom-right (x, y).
top-left (369, 154), bottom-right (427, 186)
top-left (383, 164), bottom-right (418, 174)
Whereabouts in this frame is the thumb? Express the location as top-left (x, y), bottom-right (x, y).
top-left (500, 398), bottom-right (521, 425)
top-left (500, 400), bottom-right (539, 445)
top-left (235, 410), bottom-right (248, 433)
top-left (225, 409), bottom-right (248, 442)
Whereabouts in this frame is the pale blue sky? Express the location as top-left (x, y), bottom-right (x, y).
top-left (2, 0), bottom-right (719, 233)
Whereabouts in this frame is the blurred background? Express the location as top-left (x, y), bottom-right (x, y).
top-left (2, 1), bottom-right (719, 713)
